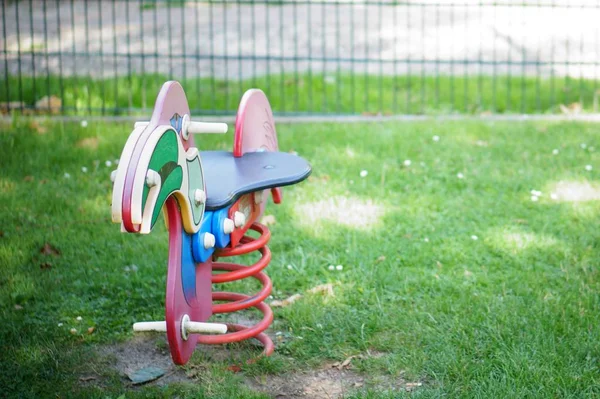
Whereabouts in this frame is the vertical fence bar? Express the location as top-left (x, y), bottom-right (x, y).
top-left (336, 1), bottom-right (342, 114)
top-left (306, 3), bottom-right (312, 113)
top-left (435, 3), bottom-right (439, 110)
top-left (350, 3), bottom-right (355, 113)
top-left (167, 3), bottom-right (173, 79)
top-left (125, 1), bottom-right (132, 112)
top-left (28, 0), bottom-right (36, 106)
top-left (56, 0), bottom-right (64, 113)
top-left (194, 0), bottom-right (201, 110)
top-left (506, 4), bottom-right (512, 112)
top-left (140, 0), bottom-right (146, 111)
top-left (84, 0), bottom-right (91, 113)
top-left (181, 2), bottom-right (187, 86)
top-left (153, 0), bottom-right (159, 107)
top-left (1, 1), bottom-right (9, 104)
top-left (406, 3), bottom-right (411, 114)
top-left (293, 0), bottom-right (299, 112)
top-left (536, 1), bottom-right (541, 112)
top-left (222, 1), bottom-right (229, 111)
top-left (378, 2), bottom-right (383, 114)
top-left (364, 3), bottom-right (368, 112)
top-left (492, 3), bottom-right (497, 112)
top-left (279, 2), bottom-right (285, 113)
top-left (251, 0), bottom-right (257, 88)
top-left (477, 2), bottom-right (483, 111)
top-left (520, 1), bottom-right (526, 114)
top-left (564, 2), bottom-right (570, 106)
top-left (70, 0), bottom-right (77, 113)
top-left (237, 0), bottom-right (243, 96)
top-left (550, 0), bottom-right (555, 111)
top-left (392, 3), bottom-right (398, 114)
top-left (98, 0), bottom-right (106, 115)
top-left (15, 1), bottom-right (23, 111)
top-left (112, 0), bottom-right (118, 113)
top-left (449, 3), bottom-right (455, 111)
top-left (463, 4), bottom-right (468, 113)
top-left (420, 2), bottom-right (425, 114)
top-left (209, 1), bottom-right (216, 112)
top-left (321, 1), bottom-right (326, 113)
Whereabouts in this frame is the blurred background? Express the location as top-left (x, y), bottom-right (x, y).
top-left (1, 0), bottom-right (599, 117)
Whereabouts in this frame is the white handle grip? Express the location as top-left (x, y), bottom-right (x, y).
top-left (188, 121), bottom-right (228, 134)
top-left (133, 121), bottom-right (228, 134)
top-left (133, 319), bottom-right (227, 335)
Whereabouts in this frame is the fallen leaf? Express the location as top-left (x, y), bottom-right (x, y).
top-left (87, 327), bottom-right (95, 334)
top-left (0, 101), bottom-right (26, 114)
top-left (128, 366), bottom-right (166, 385)
top-left (271, 294), bottom-right (302, 308)
top-left (405, 382), bottom-right (423, 391)
top-left (260, 215), bottom-right (276, 226)
top-left (79, 376), bottom-right (97, 382)
top-left (560, 102), bottom-right (582, 115)
top-left (338, 355), bottom-right (356, 369)
top-left (76, 137), bottom-right (99, 150)
top-left (40, 243), bottom-right (60, 256)
top-left (35, 95), bottom-right (62, 114)
top-left (376, 255), bottom-right (386, 263)
top-left (226, 365), bottom-right (242, 373)
top-left (23, 176), bottom-right (34, 182)
top-left (14, 304), bottom-right (23, 310)
top-left (307, 283), bottom-right (334, 297)
top-left (29, 121), bottom-right (47, 134)
top-left (40, 262), bottom-right (52, 270)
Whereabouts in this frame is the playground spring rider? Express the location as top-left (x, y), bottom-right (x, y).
top-left (110, 81), bottom-right (311, 365)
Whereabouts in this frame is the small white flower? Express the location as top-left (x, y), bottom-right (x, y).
top-left (531, 195), bottom-right (539, 202)
top-left (328, 265), bottom-right (334, 271)
top-left (424, 237), bottom-right (430, 243)
top-left (471, 235), bottom-right (478, 241)
top-left (57, 323), bottom-right (63, 327)
top-left (287, 265), bottom-right (293, 270)
top-left (530, 190), bottom-right (542, 196)
top-left (581, 143), bottom-right (587, 149)
top-left (275, 331), bottom-right (283, 336)
top-left (586, 165), bottom-right (593, 171)
top-left (432, 135), bottom-right (440, 142)
top-left (550, 193), bottom-right (558, 200)
top-left (130, 264), bottom-right (138, 272)
top-left (336, 265), bottom-right (343, 271)
top-left (76, 316), bottom-right (82, 321)
top-left (105, 160), bottom-right (112, 167)
top-left (81, 166), bottom-right (88, 173)
top-left (316, 323), bottom-right (323, 329)
top-left (80, 120), bottom-right (88, 128)
top-left (457, 172), bottom-right (464, 179)
top-left (70, 328), bottom-right (78, 334)
top-left (64, 172), bottom-right (71, 179)
top-left (403, 160), bottom-right (412, 167)
top-left (360, 170), bottom-right (368, 178)
top-left (552, 149), bottom-right (559, 155)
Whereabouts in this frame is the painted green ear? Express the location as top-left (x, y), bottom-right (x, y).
top-left (142, 129), bottom-right (184, 229)
top-left (186, 154), bottom-right (204, 226)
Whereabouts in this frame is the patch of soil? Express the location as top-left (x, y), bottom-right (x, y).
top-left (247, 365), bottom-right (412, 399)
top-left (98, 335), bottom-right (190, 386)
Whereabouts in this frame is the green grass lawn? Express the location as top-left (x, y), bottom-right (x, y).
top-left (1, 118), bottom-right (600, 398)
top-left (2, 73), bottom-right (599, 116)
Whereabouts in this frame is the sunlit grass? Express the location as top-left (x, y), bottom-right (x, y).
top-left (1, 118), bottom-right (600, 397)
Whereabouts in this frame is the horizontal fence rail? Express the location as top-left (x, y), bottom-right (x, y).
top-left (1, 0), bottom-right (600, 117)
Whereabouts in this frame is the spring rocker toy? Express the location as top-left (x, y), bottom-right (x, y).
top-left (110, 81), bottom-right (311, 365)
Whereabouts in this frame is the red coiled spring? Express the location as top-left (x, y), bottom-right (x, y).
top-left (196, 222), bottom-right (275, 356)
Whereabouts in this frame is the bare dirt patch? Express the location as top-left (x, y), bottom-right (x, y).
top-left (98, 335), bottom-right (191, 386)
top-left (247, 362), bottom-right (416, 399)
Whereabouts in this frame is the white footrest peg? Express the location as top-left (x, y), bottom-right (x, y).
top-left (133, 316), bottom-right (227, 340)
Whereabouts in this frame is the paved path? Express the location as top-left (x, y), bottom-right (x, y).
top-left (1, 1), bottom-right (599, 79)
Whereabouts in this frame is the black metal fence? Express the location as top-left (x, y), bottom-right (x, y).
top-left (1, 0), bottom-right (600, 117)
